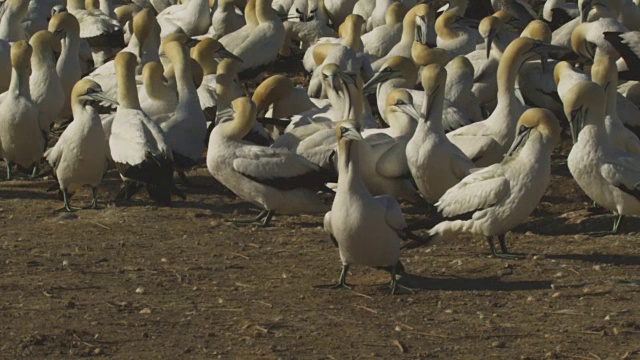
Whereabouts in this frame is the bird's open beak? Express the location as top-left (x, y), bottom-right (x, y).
top-left (397, 103), bottom-right (421, 121)
top-left (341, 126), bottom-right (363, 141)
top-left (363, 70), bottom-right (396, 95)
top-left (215, 47), bottom-right (243, 63)
top-left (506, 128), bottom-right (531, 157)
top-left (89, 92), bottom-right (119, 106)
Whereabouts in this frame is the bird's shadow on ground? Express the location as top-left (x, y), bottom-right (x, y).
top-left (545, 253), bottom-right (640, 266)
top-left (398, 273), bottom-right (551, 292)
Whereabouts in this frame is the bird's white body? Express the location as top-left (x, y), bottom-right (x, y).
top-left (158, 0), bottom-right (211, 38)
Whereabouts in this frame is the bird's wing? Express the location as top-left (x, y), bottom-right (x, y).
top-left (442, 102), bottom-right (473, 132)
top-left (447, 133), bottom-right (500, 163)
top-left (603, 31), bottom-right (640, 72)
top-left (375, 139), bottom-right (410, 179)
top-left (232, 145), bottom-right (333, 190)
top-left (449, 151), bottom-right (474, 181)
top-left (374, 194), bottom-right (407, 233)
top-left (600, 156), bottom-right (640, 199)
top-left (436, 164), bottom-right (510, 217)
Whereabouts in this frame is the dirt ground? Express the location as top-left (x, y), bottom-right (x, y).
top-left (0, 137), bottom-right (639, 359)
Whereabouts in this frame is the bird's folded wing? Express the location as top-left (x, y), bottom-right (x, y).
top-left (600, 157), bottom-right (640, 198)
top-left (603, 31), bottom-right (640, 70)
top-left (447, 134), bottom-right (499, 162)
top-left (450, 151), bottom-right (474, 181)
top-left (436, 165), bottom-right (509, 217)
top-left (233, 146), bottom-right (332, 190)
top-left (442, 102), bottom-right (472, 132)
top-left (374, 195), bottom-right (407, 233)
top-left (375, 140), bottom-right (410, 179)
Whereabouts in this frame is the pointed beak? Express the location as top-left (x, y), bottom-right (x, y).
top-left (215, 47), bottom-right (243, 63)
top-left (363, 70), bottom-right (395, 95)
top-left (485, 30), bottom-right (496, 59)
top-left (89, 92), bottom-right (119, 106)
top-left (415, 15), bottom-right (429, 45)
top-left (506, 128), bottom-right (531, 157)
top-left (397, 103), bottom-right (421, 121)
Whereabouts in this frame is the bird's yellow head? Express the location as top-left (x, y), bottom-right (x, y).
top-left (10, 41), bottom-right (32, 73)
top-left (521, 20), bottom-right (551, 44)
top-left (507, 108), bottom-right (560, 156)
top-left (563, 81), bottom-right (606, 142)
top-left (29, 30), bottom-right (62, 57)
top-left (132, 8), bottom-right (156, 43)
top-left (48, 12), bottom-right (80, 38)
top-left (335, 122), bottom-right (363, 142)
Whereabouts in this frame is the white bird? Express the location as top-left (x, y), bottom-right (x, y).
top-left (48, 12), bottom-right (83, 121)
top-left (157, 0), bottom-right (211, 39)
top-left (323, 0), bottom-right (357, 29)
top-left (435, 10), bottom-right (479, 56)
top-left (137, 61), bottom-right (177, 117)
top-left (209, 0), bottom-right (246, 37)
top-left (0, 41), bottom-right (45, 180)
top-left (447, 37), bottom-right (547, 166)
top-left (565, 80), bottom-right (640, 235)
top-left (361, 2), bottom-right (406, 60)
top-left (0, 0), bottom-right (29, 42)
top-left (425, 108), bottom-right (560, 258)
top-left (110, 51), bottom-right (184, 205)
top-left (206, 96), bottom-right (331, 226)
top-left (153, 39), bottom-right (207, 180)
top-left (29, 30), bottom-right (64, 132)
top-left (372, 3), bottom-right (433, 71)
top-left (571, 17), bottom-right (628, 62)
top-left (320, 122), bottom-right (411, 294)
top-left (219, 0), bottom-right (285, 74)
top-left (406, 63), bottom-right (474, 204)
top-left (45, 79), bottom-right (113, 211)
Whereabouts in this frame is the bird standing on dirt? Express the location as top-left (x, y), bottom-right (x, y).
top-left (425, 108), bottom-right (560, 259)
top-left (565, 81), bottom-right (640, 235)
top-left (45, 79), bottom-right (114, 211)
top-left (320, 122), bottom-right (411, 294)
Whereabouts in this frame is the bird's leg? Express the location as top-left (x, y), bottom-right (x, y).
top-left (586, 214), bottom-right (623, 237)
top-left (177, 171), bottom-right (192, 186)
top-left (5, 161), bottom-right (12, 181)
top-left (314, 264), bottom-right (353, 290)
top-left (116, 181), bottom-right (143, 201)
top-left (389, 262), bottom-right (414, 295)
top-left (55, 188), bottom-right (80, 212)
top-left (487, 235), bottom-right (522, 260)
top-left (227, 210), bottom-right (274, 227)
top-left (29, 164), bottom-right (38, 179)
top-left (89, 187), bottom-right (99, 209)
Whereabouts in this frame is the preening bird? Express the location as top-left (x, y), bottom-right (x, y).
top-left (425, 108), bottom-right (560, 259)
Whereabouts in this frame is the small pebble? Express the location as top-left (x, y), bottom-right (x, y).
top-left (551, 292), bottom-right (561, 298)
top-left (135, 287), bottom-right (145, 294)
top-left (491, 341), bottom-right (506, 348)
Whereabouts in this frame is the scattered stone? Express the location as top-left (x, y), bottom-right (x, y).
top-left (135, 287), bottom-right (145, 294)
top-left (139, 308), bottom-right (152, 314)
top-left (491, 341), bottom-right (506, 348)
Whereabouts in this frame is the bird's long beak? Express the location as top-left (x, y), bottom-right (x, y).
top-left (363, 70), bottom-right (396, 95)
top-left (485, 29), bottom-right (496, 59)
top-left (397, 103), bottom-right (421, 121)
top-left (569, 108), bottom-right (584, 144)
top-left (89, 92), bottom-right (119, 106)
top-left (581, 0), bottom-right (592, 23)
top-left (506, 128), bottom-right (531, 157)
top-left (415, 15), bottom-right (429, 45)
top-left (215, 47), bottom-right (243, 63)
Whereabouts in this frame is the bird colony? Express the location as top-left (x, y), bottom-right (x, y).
top-left (0, 0), bottom-right (639, 294)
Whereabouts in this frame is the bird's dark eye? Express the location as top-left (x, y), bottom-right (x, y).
top-left (310, 8), bottom-right (317, 13)
top-left (396, 100), bottom-right (405, 105)
top-left (383, 67), bottom-right (393, 73)
top-left (340, 126), bottom-right (348, 135)
top-left (86, 88), bottom-right (95, 94)
top-left (519, 125), bottom-right (528, 134)
top-left (570, 109), bottom-right (579, 119)
top-left (295, 8), bottom-right (303, 14)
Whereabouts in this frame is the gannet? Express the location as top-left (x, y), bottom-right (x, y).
top-left (153, 39), bottom-right (207, 180)
top-left (406, 64), bottom-right (474, 204)
top-left (372, 3), bottom-right (433, 71)
top-left (565, 80), bottom-right (640, 235)
top-left (29, 30), bottom-right (64, 132)
top-left (571, 17), bottom-right (627, 61)
top-left (209, 0), bottom-right (246, 37)
top-left (137, 61), bottom-right (177, 117)
top-left (0, 0), bottom-right (29, 42)
top-left (361, 2), bottom-right (406, 60)
top-left (0, 41), bottom-right (45, 180)
top-left (447, 38), bottom-right (549, 166)
top-left (110, 51), bottom-right (184, 205)
top-left (426, 108), bottom-right (560, 258)
top-left (219, 0), bottom-right (285, 74)
top-left (364, 56), bottom-right (417, 124)
top-left (323, 0), bottom-right (357, 29)
top-left (591, 55), bottom-right (640, 164)
top-left (157, 0), bottom-right (211, 39)
top-left (435, 10), bottom-right (480, 56)
top-left (45, 79), bottom-right (113, 211)
top-left (48, 12), bottom-right (82, 120)
top-left (320, 122), bottom-right (411, 294)
top-left (206, 97), bottom-right (331, 226)
top-left (66, 0), bottom-right (124, 66)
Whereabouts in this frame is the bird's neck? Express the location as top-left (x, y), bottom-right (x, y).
top-left (9, 68), bottom-right (30, 98)
top-left (117, 67), bottom-right (141, 109)
top-left (172, 56), bottom-right (198, 102)
top-left (67, 0), bottom-right (85, 10)
top-left (255, 0), bottom-right (278, 24)
top-left (99, 0), bottom-right (114, 18)
top-left (496, 52), bottom-right (524, 106)
top-left (337, 140), bottom-right (367, 192)
top-left (200, 59), bottom-right (217, 76)
top-left (32, 50), bottom-right (58, 75)
top-left (423, 91), bottom-right (445, 134)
